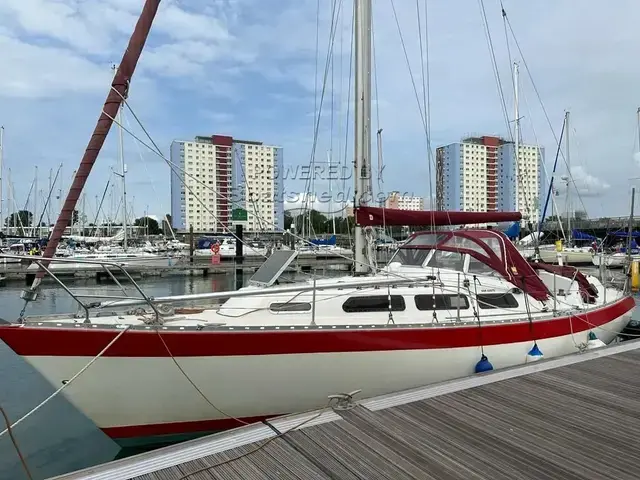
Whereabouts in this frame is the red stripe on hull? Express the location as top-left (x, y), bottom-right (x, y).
top-left (0, 296), bottom-right (634, 357)
top-left (102, 414), bottom-right (278, 440)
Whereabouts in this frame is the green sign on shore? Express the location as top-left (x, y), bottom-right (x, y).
top-left (232, 208), bottom-right (248, 221)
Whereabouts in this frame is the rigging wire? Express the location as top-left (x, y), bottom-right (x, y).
top-left (500, 4), bottom-right (516, 102)
top-left (501, 5), bottom-right (598, 232)
top-left (387, 0), bottom-right (463, 258)
top-left (103, 101), bottom-right (421, 284)
top-left (520, 89), bottom-right (567, 240)
top-left (389, 0), bottom-right (428, 134)
top-left (123, 111), bottom-right (172, 234)
top-left (370, 1), bottom-right (389, 256)
top-left (90, 174), bottom-right (112, 237)
top-left (477, 0), bottom-right (512, 138)
top-left (301, 0), bottom-right (343, 238)
top-left (342, 1), bottom-right (355, 247)
top-left (415, 0), bottom-right (432, 218)
top-left (478, 0), bottom-right (537, 239)
top-left (306, 0), bottom-right (321, 239)
top-left (0, 325), bottom-right (131, 440)
top-left (108, 100), bottom-right (269, 260)
top-left (500, 5), bottom-right (586, 219)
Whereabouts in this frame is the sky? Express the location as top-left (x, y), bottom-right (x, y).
top-left (0, 0), bottom-right (639, 226)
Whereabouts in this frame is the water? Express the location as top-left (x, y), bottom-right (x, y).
top-left (0, 274), bottom-right (248, 480)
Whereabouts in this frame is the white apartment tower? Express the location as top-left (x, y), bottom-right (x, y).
top-left (170, 135), bottom-right (232, 232)
top-left (170, 135), bottom-right (284, 232)
top-left (498, 142), bottom-right (544, 224)
top-left (436, 135), bottom-right (544, 224)
top-left (231, 139), bottom-right (284, 232)
top-left (385, 192), bottom-right (425, 211)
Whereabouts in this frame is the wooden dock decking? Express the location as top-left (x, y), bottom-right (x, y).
top-left (50, 340), bottom-right (640, 480)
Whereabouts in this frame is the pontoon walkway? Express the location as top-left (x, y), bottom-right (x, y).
top-left (51, 339), bottom-right (640, 480)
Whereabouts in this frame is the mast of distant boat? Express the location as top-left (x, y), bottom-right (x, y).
top-left (630, 107), bottom-right (640, 278)
top-left (112, 64), bottom-right (129, 251)
top-left (565, 111), bottom-right (571, 245)
top-left (328, 150), bottom-right (336, 236)
top-left (0, 126), bottom-right (3, 237)
top-left (637, 107), bottom-right (640, 165)
top-left (353, 0), bottom-right (373, 274)
top-left (33, 166), bottom-right (39, 237)
top-left (513, 62), bottom-right (521, 221)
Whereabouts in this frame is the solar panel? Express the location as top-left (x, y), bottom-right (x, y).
top-left (248, 250), bottom-right (299, 287)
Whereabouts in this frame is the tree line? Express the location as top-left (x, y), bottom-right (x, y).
top-left (3, 210), bottom-right (167, 236)
top-left (284, 210), bottom-right (355, 236)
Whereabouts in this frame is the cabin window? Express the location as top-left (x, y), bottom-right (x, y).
top-left (405, 233), bottom-right (448, 247)
top-left (342, 295), bottom-right (406, 313)
top-left (391, 248), bottom-right (430, 266)
top-left (467, 256), bottom-right (494, 274)
top-left (414, 294), bottom-right (469, 310)
top-left (269, 302), bottom-right (313, 312)
top-left (426, 250), bottom-right (465, 271)
top-left (477, 293), bottom-right (519, 309)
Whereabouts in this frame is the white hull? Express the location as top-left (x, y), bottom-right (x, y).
top-left (194, 247), bottom-right (353, 259)
top-left (26, 255), bottom-right (176, 272)
top-left (537, 249), bottom-right (593, 265)
top-left (518, 245), bottom-right (594, 265)
top-left (592, 253), bottom-right (640, 268)
top-left (18, 308), bottom-right (630, 445)
top-left (194, 248), bottom-right (266, 258)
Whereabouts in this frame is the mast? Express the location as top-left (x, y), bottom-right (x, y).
top-left (328, 150), bottom-right (336, 235)
top-left (7, 169), bottom-right (12, 235)
top-left (566, 111), bottom-right (571, 244)
top-left (117, 94), bottom-right (128, 250)
top-left (33, 166), bottom-right (38, 237)
top-left (0, 126), bottom-right (3, 236)
top-left (82, 193), bottom-right (87, 236)
top-left (626, 187), bottom-right (635, 283)
top-left (26, 0), bottom-right (161, 293)
top-left (377, 128), bottom-right (384, 206)
top-left (513, 62), bottom-right (521, 219)
top-left (637, 107), bottom-right (640, 163)
top-left (354, 0), bottom-right (372, 274)
top-left (48, 168), bottom-right (52, 227)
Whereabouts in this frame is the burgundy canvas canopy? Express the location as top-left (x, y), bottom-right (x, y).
top-left (355, 206), bottom-right (522, 227)
top-left (401, 229), bottom-right (550, 301)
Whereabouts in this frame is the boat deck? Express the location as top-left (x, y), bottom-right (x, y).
top-left (51, 340), bottom-right (640, 480)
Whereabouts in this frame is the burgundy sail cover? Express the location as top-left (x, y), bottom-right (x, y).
top-left (355, 206), bottom-right (522, 227)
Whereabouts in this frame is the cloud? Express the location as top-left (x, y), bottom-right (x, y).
top-left (572, 166), bottom-right (610, 197)
top-left (154, 4), bottom-right (233, 43)
top-left (555, 166), bottom-right (610, 198)
top-left (0, 34), bottom-right (111, 98)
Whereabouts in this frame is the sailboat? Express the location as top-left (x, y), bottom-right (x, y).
top-left (592, 108), bottom-right (640, 268)
top-left (520, 111), bottom-right (595, 265)
top-left (33, 73), bottom-right (176, 273)
top-left (0, 0), bottom-right (633, 449)
top-left (591, 230), bottom-right (640, 268)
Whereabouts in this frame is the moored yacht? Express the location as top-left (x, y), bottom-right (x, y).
top-left (0, 0), bottom-right (633, 451)
top-left (0, 227), bottom-right (633, 446)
